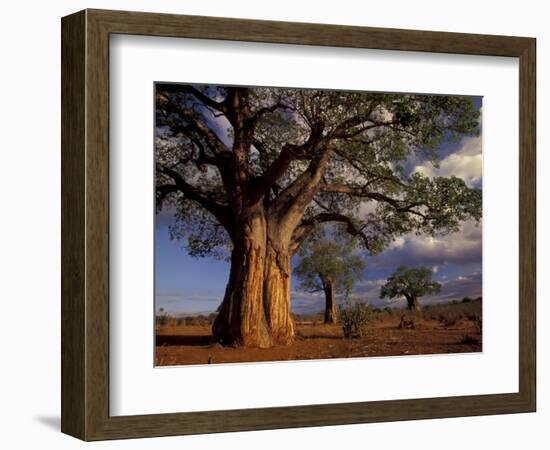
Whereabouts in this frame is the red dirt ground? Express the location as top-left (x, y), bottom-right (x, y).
top-left (155, 318), bottom-right (482, 366)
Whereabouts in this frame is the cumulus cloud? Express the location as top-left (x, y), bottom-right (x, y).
top-left (290, 217), bottom-right (483, 313)
top-left (414, 135), bottom-right (482, 187)
top-left (369, 219), bottom-right (482, 270)
top-left (352, 279), bottom-right (388, 302)
top-left (432, 271), bottom-right (482, 302)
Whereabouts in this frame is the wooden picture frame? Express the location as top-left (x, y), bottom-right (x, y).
top-left (61, 8), bottom-right (536, 441)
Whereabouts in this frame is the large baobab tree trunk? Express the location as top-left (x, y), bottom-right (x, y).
top-left (212, 212), bottom-right (295, 347)
top-left (323, 280), bottom-right (338, 324)
top-left (212, 213), bottom-right (273, 348)
top-left (213, 143), bottom-right (330, 348)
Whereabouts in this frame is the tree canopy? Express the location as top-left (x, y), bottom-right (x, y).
top-left (380, 266), bottom-right (442, 310)
top-left (155, 84), bottom-right (482, 258)
top-left (294, 238), bottom-right (365, 297)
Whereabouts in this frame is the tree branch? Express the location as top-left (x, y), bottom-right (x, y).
top-left (158, 84), bottom-right (226, 113)
top-left (157, 92), bottom-right (231, 157)
top-left (250, 122), bottom-right (327, 208)
top-left (252, 101), bottom-right (293, 120)
top-left (156, 164), bottom-right (233, 233)
top-left (292, 213), bottom-right (373, 252)
top-left (318, 183), bottom-right (428, 218)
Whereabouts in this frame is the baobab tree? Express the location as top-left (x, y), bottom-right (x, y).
top-left (294, 238), bottom-right (365, 324)
top-left (155, 84), bottom-right (481, 348)
top-left (380, 266), bottom-right (442, 313)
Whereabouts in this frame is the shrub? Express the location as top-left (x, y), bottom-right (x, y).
top-left (340, 301), bottom-right (371, 338)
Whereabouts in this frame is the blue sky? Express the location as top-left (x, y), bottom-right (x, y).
top-left (155, 94), bottom-right (482, 315)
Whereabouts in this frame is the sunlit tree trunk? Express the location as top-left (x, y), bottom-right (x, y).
top-left (263, 243), bottom-right (295, 345)
top-left (212, 211), bottom-right (296, 347)
top-left (212, 212), bottom-right (273, 348)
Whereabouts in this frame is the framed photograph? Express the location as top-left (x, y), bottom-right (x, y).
top-left (61, 9), bottom-right (536, 440)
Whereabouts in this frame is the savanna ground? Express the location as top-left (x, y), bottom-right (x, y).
top-left (155, 299), bottom-right (482, 366)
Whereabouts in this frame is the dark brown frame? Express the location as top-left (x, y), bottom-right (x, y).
top-left (61, 9), bottom-right (536, 441)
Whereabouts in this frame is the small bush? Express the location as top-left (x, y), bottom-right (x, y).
top-left (340, 301), bottom-right (371, 338)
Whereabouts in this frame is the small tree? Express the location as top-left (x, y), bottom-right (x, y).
top-left (380, 266), bottom-right (441, 313)
top-left (294, 239), bottom-right (365, 324)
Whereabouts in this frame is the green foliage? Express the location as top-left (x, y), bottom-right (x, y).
top-left (155, 84), bottom-right (482, 257)
top-left (380, 266), bottom-right (442, 301)
top-left (340, 300), bottom-right (371, 338)
top-left (169, 203), bottom-right (230, 260)
top-left (294, 236), bottom-right (365, 295)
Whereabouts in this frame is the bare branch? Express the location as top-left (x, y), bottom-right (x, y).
top-left (158, 84), bottom-right (226, 112)
top-left (156, 164), bottom-right (233, 233)
top-left (251, 122), bottom-right (326, 206)
top-left (252, 101), bottom-right (293, 120)
top-left (292, 213), bottom-right (373, 252)
top-left (319, 183), bottom-right (428, 218)
top-left (157, 92), bottom-right (231, 157)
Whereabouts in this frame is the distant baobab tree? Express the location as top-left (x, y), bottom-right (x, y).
top-left (294, 238), bottom-right (365, 324)
top-left (155, 84), bottom-right (481, 347)
top-left (380, 266), bottom-right (442, 313)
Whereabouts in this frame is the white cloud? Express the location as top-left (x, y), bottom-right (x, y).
top-left (389, 236), bottom-right (406, 249)
top-left (369, 219), bottom-right (482, 269)
top-left (414, 135), bottom-right (482, 187)
top-left (435, 271), bottom-right (482, 301)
